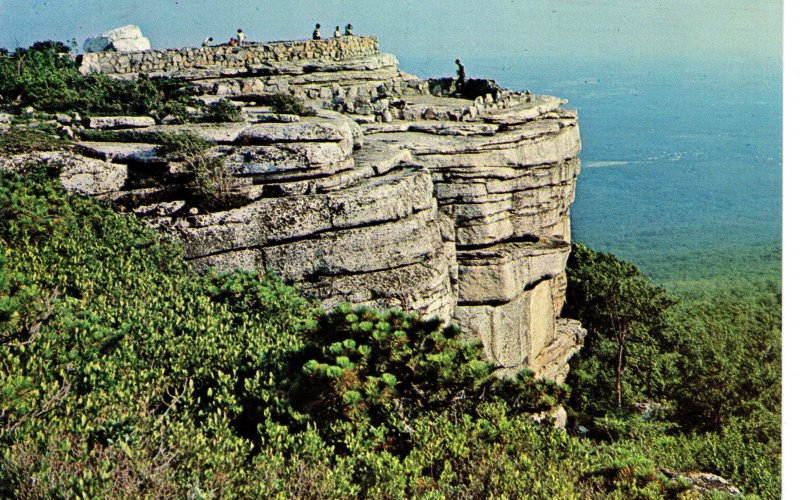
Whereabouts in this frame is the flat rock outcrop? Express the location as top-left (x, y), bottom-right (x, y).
top-left (87, 116), bottom-right (156, 129)
top-left (7, 36), bottom-right (586, 381)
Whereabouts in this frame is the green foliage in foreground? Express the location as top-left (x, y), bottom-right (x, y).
top-left (0, 165), bottom-right (734, 498)
top-left (564, 243), bottom-right (781, 498)
top-left (0, 165), bottom-right (311, 495)
top-left (297, 304), bottom-right (567, 454)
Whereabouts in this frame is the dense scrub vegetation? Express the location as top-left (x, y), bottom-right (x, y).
top-left (0, 41), bottom-right (197, 122)
top-left (2, 162), bottom-right (773, 497)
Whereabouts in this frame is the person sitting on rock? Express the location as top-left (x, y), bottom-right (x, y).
top-left (313, 24), bottom-right (321, 40)
top-left (237, 29), bottom-right (247, 46)
top-left (345, 23), bottom-right (354, 36)
top-left (334, 26), bottom-right (342, 38)
top-left (228, 37), bottom-right (238, 47)
top-left (455, 59), bottom-right (466, 95)
top-left (202, 36), bottom-right (213, 47)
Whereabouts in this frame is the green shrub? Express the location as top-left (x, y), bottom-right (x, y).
top-left (188, 154), bottom-right (240, 210)
top-left (155, 130), bottom-right (212, 159)
top-left (155, 131), bottom-right (238, 210)
top-left (0, 124), bottom-right (69, 154)
top-left (200, 99), bottom-right (243, 122)
top-left (28, 40), bottom-right (73, 54)
top-left (230, 93), bottom-right (316, 116)
top-left (293, 303), bottom-right (568, 453)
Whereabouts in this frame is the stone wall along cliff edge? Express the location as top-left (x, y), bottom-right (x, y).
top-left (79, 36), bottom-right (380, 76)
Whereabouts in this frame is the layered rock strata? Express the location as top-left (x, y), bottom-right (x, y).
top-left (14, 37), bottom-right (586, 378)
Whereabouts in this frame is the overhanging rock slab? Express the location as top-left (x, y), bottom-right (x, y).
top-left (457, 237), bottom-right (571, 304)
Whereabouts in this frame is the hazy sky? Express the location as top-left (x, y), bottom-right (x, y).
top-left (0, 0), bottom-right (782, 69)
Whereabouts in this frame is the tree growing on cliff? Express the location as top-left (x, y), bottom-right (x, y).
top-left (156, 131), bottom-right (239, 210)
top-left (563, 244), bottom-right (678, 417)
top-left (561, 243), bottom-right (781, 496)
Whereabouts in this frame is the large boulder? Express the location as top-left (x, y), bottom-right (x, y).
top-left (83, 25), bottom-right (151, 53)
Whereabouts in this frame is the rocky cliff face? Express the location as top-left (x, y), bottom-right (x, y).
top-left (20, 37), bottom-right (586, 380)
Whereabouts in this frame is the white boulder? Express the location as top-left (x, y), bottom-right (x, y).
top-left (83, 25), bottom-right (151, 53)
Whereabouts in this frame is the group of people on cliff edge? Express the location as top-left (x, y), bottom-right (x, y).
top-left (202, 29), bottom-right (247, 47)
top-left (202, 24), bottom-right (355, 47)
top-left (313, 23), bottom-right (354, 40)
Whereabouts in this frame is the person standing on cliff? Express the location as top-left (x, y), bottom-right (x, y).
top-left (236, 29), bottom-right (247, 46)
top-left (313, 24), bottom-right (322, 40)
top-left (345, 23), bottom-right (354, 36)
top-left (334, 26), bottom-right (342, 39)
top-left (455, 59), bottom-right (466, 95)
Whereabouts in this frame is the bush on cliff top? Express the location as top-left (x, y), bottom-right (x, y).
top-left (155, 131), bottom-right (241, 211)
top-left (0, 41), bottom-right (246, 124)
top-left (0, 42), bottom-right (198, 121)
top-left (200, 98), bottom-right (243, 122)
